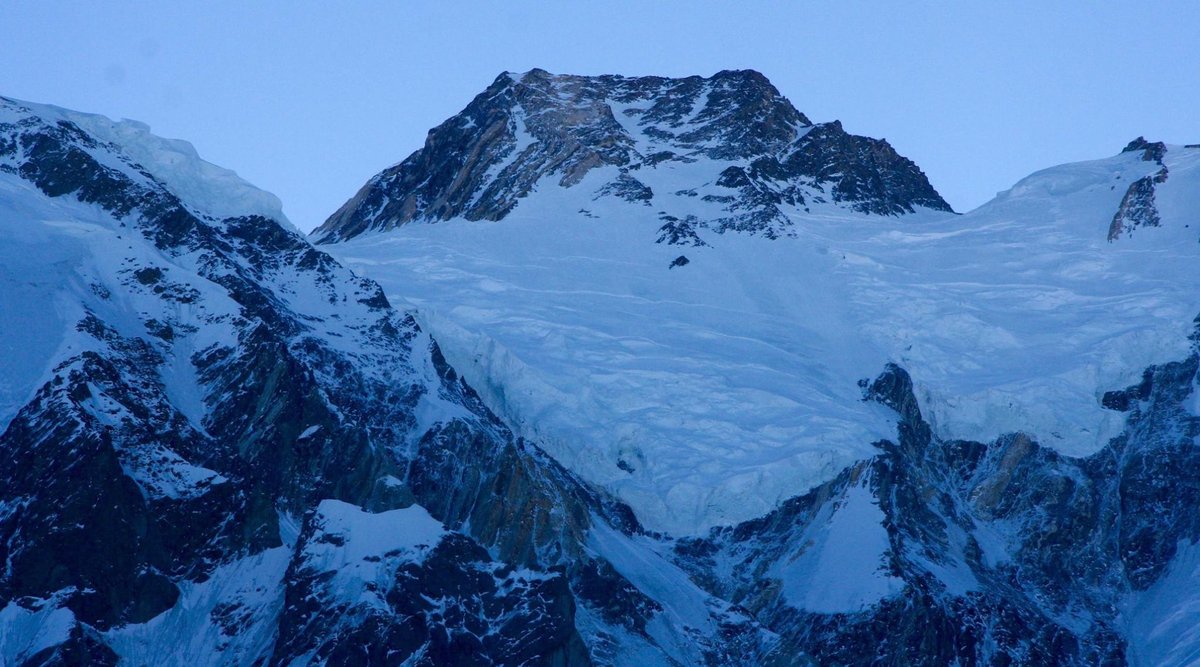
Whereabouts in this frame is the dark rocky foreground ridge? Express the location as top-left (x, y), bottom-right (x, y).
top-left (312, 69), bottom-right (953, 244)
top-left (2, 86), bottom-right (1200, 666)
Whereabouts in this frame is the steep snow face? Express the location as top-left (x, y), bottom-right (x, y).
top-left (0, 602), bottom-right (76, 666)
top-left (326, 142), bottom-right (1200, 535)
top-left (772, 473), bottom-right (902, 613)
top-left (312, 69), bottom-right (951, 243)
top-left (1125, 540), bottom-right (1200, 666)
top-left (0, 177), bottom-right (90, 427)
top-left (103, 546), bottom-right (292, 664)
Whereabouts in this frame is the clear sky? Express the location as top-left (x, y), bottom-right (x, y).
top-left (2, 2), bottom-right (1196, 231)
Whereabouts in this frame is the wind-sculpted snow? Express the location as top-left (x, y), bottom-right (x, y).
top-left (0, 96), bottom-right (287, 224)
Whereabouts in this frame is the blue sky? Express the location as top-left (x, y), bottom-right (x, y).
top-left (2, 2), bottom-right (1196, 231)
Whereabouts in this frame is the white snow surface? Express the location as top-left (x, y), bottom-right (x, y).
top-left (773, 472), bottom-right (903, 613)
top-left (300, 500), bottom-right (446, 611)
top-left (327, 143), bottom-right (1200, 535)
top-left (0, 176), bottom-right (90, 426)
top-left (1125, 540), bottom-right (1200, 666)
top-left (304, 499), bottom-right (445, 567)
top-left (105, 546), bottom-right (292, 665)
top-left (587, 517), bottom-right (756, 666)
top-left (0, 600), bottom-right (76, 665)
top-left (0, 171), bottom-right (243, 432)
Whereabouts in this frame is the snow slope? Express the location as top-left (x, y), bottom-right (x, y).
top-left (772, 472), bottom-right (903, 613)
top-left (1125, 540), bottom-right (1200, 666)
top-left (327, 143), bottom-right (1200, 535)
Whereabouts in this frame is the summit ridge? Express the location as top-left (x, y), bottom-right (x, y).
top-left (312, 69), bottom-right (951, 243)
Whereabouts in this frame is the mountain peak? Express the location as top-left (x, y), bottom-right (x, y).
top-left (1121, 135), bottom-right (1167, 165)
top-left (312, 70), bottom-right (951, 243)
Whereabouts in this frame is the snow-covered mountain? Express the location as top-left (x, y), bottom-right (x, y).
top-left (310, 70), bottom-right (1200, 664)
top-left (0, 96), bottom-right (658, 665)
top-left (317, 70), bottom-right (1200, 538)
top-left (4, 69), bottom-right (1200, 666)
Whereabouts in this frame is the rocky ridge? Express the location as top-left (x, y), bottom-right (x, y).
top-left (1108, 137), bottom-right (1170, 241)
top-left (312, 69), bottom-right (952, 244)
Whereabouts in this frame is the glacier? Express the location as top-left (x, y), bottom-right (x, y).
top-left (327, 142), bottom-right (1200, 535)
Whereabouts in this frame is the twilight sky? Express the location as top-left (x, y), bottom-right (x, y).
top-left (2, 2), bottom-right (1196, 231)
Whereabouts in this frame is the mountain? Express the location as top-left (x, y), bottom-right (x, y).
top-left (4, 70), bottom-right (1200, 666)
top-left (312, 69), bottom-right (951, 244)
top-left (317, 70), bottom-right (1200, 538)
top-left (312, 70), bottom-right (1200, 664)
top-left (0, 96), bottom-right (655, 665)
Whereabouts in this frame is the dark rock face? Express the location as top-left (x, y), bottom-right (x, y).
top-left (656, 214), bottom-right (707, 247)
top-left (312, 69), bottom-right (952, 244)
top-left (785, 120), bottom-right (953, 215)
top-left (1122, 136), bottom-right (1167, 164)
top-left (0, 321), bottom-right (207, 629)
top-left (595, 173), bottom-right (654, 205)
top-left (1108, 170), bottom-right (1168, 240)
top-left (1109, 137), bottom-right (1170, 241)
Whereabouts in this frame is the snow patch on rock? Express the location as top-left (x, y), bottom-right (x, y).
top-left (773, 474), bottom-right (903, 613)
